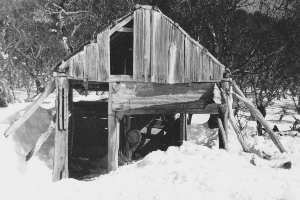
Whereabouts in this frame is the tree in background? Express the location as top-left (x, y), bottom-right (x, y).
top-left (0, 0), bottom-right (300, 126)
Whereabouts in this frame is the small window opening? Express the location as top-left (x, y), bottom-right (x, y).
top-left (110, 20), bottom-right (133, 75)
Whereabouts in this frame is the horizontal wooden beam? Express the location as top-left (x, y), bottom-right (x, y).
top-left (115, 103), bottom-right (218, 119)
top-left (117, 27), bottom-right (133, 33)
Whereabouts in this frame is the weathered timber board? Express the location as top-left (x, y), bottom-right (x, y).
top-left (97, 29), bottom-right (110, 81)
top-left (111, 82), bottom-right (217, 110)
top-left (150, 11), bottom-right (160, 82)
top-left (86, 43), bottom-right (98, 81)
top-left (143, 9), bottom-right (151, 82)
top-left (133, 9), bottom-right (143, 81)
top-left (184, 37), bottom-right (191, 83)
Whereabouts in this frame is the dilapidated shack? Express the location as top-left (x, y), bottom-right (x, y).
top-left (5, 5), bottom-right (231, 181)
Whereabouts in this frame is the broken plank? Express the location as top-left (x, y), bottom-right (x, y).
top-left (4, 78), bottom-right (55, 138)
top-left (109, 15), bottom-right (133, 36)
top-left (26, 122), bottom-right (55, 161)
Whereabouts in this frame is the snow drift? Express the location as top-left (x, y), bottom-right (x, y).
top-left (0, 104), bottom-right (300, 200)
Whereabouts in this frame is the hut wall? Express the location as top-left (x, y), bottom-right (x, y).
top-left (62, 7), bottom-right (224, 84)
top-left (133, 9), bottom-right (225, 83)
top-left (68, 29), bottom-right (110, 82)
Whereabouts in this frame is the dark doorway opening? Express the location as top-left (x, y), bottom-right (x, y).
top-left (69, 101), bottom-right (108, 180)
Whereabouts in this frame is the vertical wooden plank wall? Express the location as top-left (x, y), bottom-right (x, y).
top-left (53, 76), bottom-right (69, 182)
top-left (133, 9), bottom-right (152, 82)
top-left (97, 29), bottom-right (110, 82)
top-left (66, 8), bottom-right (225, 84)
top-left (69, 53), bottom-right (84, 79)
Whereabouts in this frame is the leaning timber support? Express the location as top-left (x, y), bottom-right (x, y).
top-left (220, 84), bottom-right (248, 152)
top-left (231, 80), bottom-right (286, 153)
top-left (26, 122), bottom-right (55, 161)
top-left (232, 92), bottom-right (287, 153)
top-left (53, 76), bottom-right (69, 182)
top-left (108, 83), bottom-right (120, 172)
top-left (4, 77), bottom-right (55, 138)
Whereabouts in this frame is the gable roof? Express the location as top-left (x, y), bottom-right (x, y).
top-left (53, 5), bottom-right (225, 83)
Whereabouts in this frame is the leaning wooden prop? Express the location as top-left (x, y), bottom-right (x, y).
top-left (3, 78), bottom-right (55, 138)
top-left (26, 121), bottom-right (55, 161)
top-left (221, 78), bottom-right (290, 169)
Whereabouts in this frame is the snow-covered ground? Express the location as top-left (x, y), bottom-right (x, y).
top-left (0, 93), bottom-right (300, 200)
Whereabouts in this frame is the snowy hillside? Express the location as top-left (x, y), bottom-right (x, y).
top-left (0, 94), bottom-right (300, 200)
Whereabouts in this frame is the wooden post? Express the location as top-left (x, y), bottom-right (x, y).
top-left (180, 113), bottom-right (187, 144)
top-left (68, 85), bottom-right (74, 160)
top-left (108, 83), bottom-right (120, 172)
top-left (221, 78), bottom-right (229, 141)
top-left (53, 76), bottom-right (69, 182)
top-left (218, 107), bottom-right (228, 150)
top-left (124, 115), bottom-right (131, 159)
top-left (223, 105), bottom-right (229, 141)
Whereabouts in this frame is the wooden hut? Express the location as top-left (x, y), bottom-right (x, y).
top-left (52, 5), bottom-right (227, 181)
top-left (5, 5), bottom-right (230, 181)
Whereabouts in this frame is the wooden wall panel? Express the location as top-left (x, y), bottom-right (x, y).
top-left (84, 43), bottom-right (98, 81)
top-left (202, 51), bottom-right (209, 81)
top-left (68, 52), bottom-right (84, 79)
top-left (177, 31), bottom-right (185, 83)
top-left (168, 25), bottom-right (184, 84)
top-left (209, 57), bottom-right (214, 80)
top-left (198, 47), bottom-right (203, 82)
top-left (64, 8), bottom-right (226, 83)
top-left (133, 9), bottom-right (144, 81)
top-left (143, 9), bottom-right (151, 82)
top-left (184, 37), bottom-right (192, 83)
top-left (150, 11), bottom-right (161, 82)
top-left (75, 52), bottom-right (84, 79)
top-left (97, 28), bottom-right (110, 82)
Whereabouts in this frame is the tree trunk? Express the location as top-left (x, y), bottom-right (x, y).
top-left (257, 104), bottom-right (266, 136)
